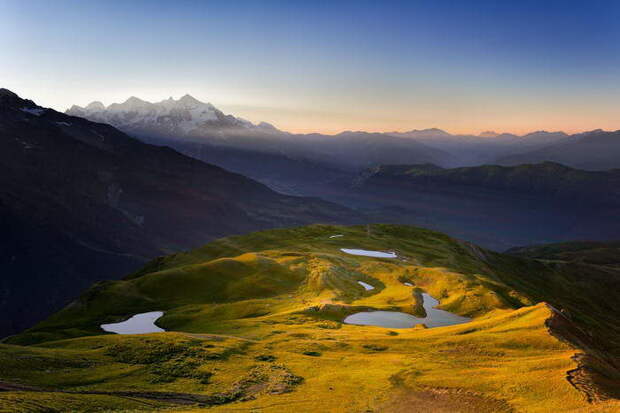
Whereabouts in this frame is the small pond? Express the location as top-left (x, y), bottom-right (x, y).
top-left (343, 293), bottom-right (470, 328)
top-left (341, 248), bottom-right (397, 258)
top-left (357, 281), bottom-right (375, 290)
top-left (100, 311), bottom-right (165, 335)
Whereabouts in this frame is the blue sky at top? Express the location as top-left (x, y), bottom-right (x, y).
top-left (1, 0), bottom-right (619, 133)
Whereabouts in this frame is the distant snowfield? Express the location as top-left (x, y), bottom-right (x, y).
top-left (341, 248), bottom-right (397, 258)
top-left (100, 311), bottom-right (165, 334)
top-left (179, 105), bottom-right (218, 133)
top-left (357, 281), bottom-right (375, 290)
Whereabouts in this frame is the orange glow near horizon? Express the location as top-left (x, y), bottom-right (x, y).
top-left (222, 104), bottom-right (620, 137)
top-left (13, 87), bottom-right (620, 138)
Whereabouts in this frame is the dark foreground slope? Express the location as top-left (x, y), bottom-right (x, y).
top-left (346, 162), bottom-right (620, 250)
top-left (0, 89), bottom-right (358, 337)
top-left (2, 225), bottom-right (619, 412)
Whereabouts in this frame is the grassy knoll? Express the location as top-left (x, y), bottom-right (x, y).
top-left (1, 224), bottom-right (619, 412)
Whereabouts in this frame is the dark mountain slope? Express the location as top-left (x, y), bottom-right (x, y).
top-left (0, 89), bottom-right (359, 337)
top-left (347, 162), bottom-right (620, 250)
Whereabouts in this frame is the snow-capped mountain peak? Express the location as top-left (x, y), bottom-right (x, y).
top-left (66, 94), bottom-right (280, 138)
top-left (177, 93), bottom-right (202, 106)
top-left (107, 96), bottom-right (152, 113)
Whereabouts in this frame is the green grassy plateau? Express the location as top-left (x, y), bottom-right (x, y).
top-left (1, 224), bottom-right (619, 412)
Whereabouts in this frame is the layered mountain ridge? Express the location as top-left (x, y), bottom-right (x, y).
top-left (66, 95), bottom-right (454, 195)
top-left (68, 94), bottom-right (620, 174)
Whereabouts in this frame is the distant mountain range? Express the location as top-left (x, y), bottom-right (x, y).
top-left (0, 89), bottom-right (358, 338)
top-left (68, 95), bottom-right (620, 184)
top-left (66, 95), bottom-right (452, 193)
top-left (389, 129), bottom-right (572, 166)
top-left (69, 95), bottom-right (449, 169)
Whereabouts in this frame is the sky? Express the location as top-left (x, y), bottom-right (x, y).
top-left (1, 0), bottom-right (619, 135)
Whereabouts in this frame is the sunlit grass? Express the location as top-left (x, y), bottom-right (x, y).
top-left (2, 224), bottom-right (618, 412)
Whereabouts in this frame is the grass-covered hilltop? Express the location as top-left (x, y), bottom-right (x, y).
top-left (2, 224), bottom-right (619, 412)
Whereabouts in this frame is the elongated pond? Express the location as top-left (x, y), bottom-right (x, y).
top-left (341, 248), bottom-right (397, 258)
top-left (344, 293), bottom-right (470, 328)
top-left (100, 311), bottom-right (165, 334)
top-left (357, 281), bottom-right (375, 290)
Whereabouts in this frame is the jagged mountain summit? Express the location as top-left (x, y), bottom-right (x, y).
top-left (67, 94), bottom-right (280, 139)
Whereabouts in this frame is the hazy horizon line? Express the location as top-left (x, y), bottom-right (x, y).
top-left (5, 86), bottom-right (617, 138)
top-left (60, 91), bottom-right (617, 138)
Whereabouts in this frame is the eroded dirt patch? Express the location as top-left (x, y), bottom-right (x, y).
top-left (378, 387), bottom-right (515, 413)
